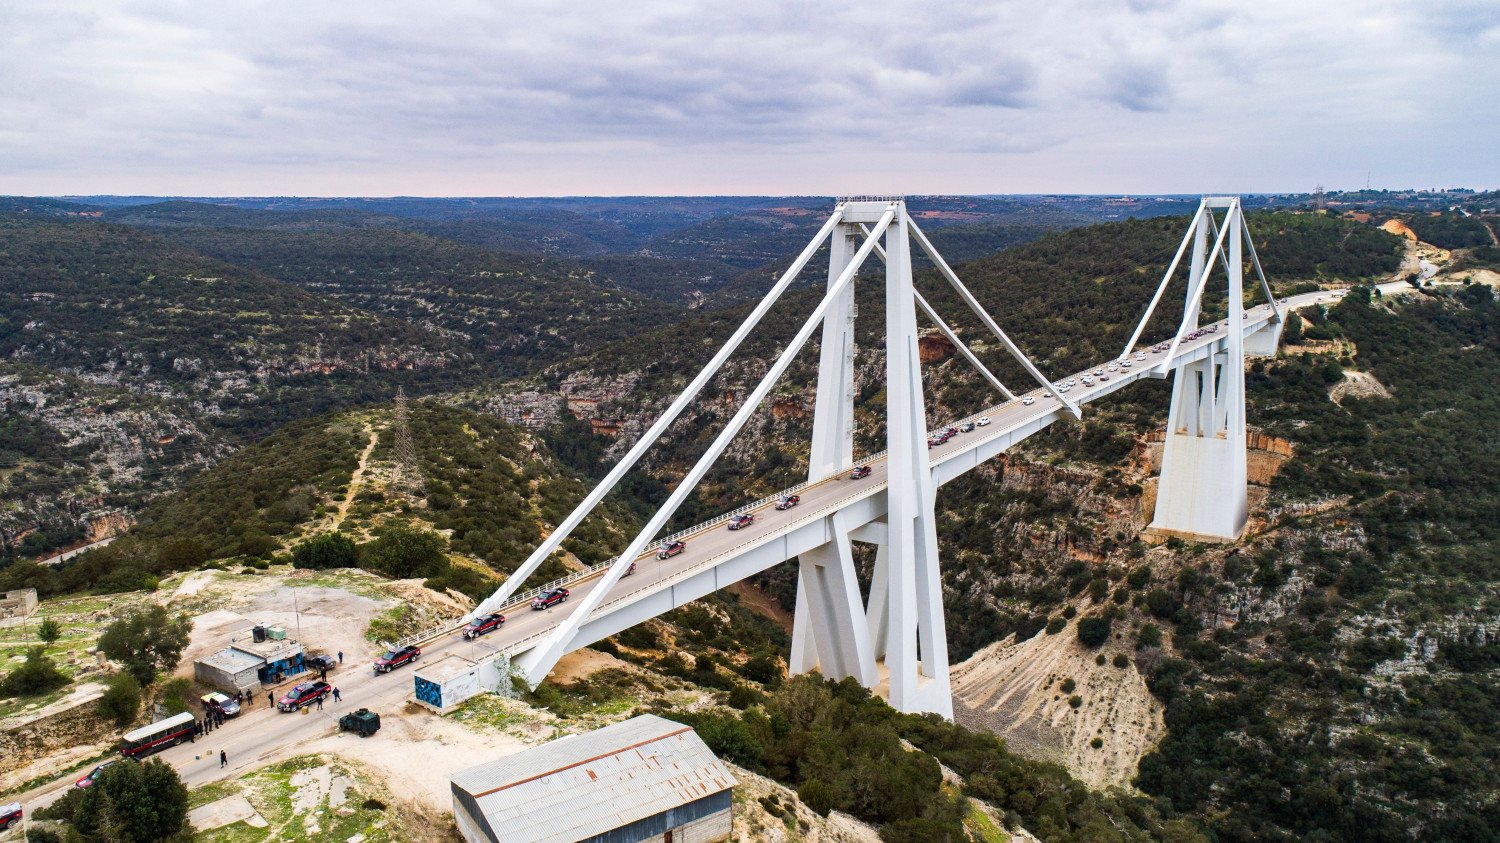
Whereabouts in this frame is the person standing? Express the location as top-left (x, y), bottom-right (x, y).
top-left (219, 750), bottom-right (227, 768)
top-left (315, 695), bottom-right (323, 711)
top-left (268, 691), bottom-right (275, 708)
top-left (332, 687), bottom-right (341, 702)
top-left (337, 651), bottom-right (343, 665)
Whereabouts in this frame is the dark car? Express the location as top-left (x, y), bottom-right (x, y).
top-left (775, 495), bottom-right (800, 510)
top-left (657, 540), bottom-right (686, 559)
top-left (306, 654), bottom-right (338, 672)
top-left (728, 514), bottom-right (755, 531)
top-left (374, 645), bottom-right (420, 674)
top-left (277, 681), bottom-right (332, 711)
top-left (463, 613), bottom-right (506, 639)
top-left (850, 466), bottom-right (871, 479)
top-left (959, 422), bottom-right (975, 432)
top-left (531, 588), bottom-right (570, 610)
top-left (0, 803), bottom-right (20, 831)
top-left (76, 758), bottom-right (132, 789)
top-left (624, 561), bottom-right (637, 576)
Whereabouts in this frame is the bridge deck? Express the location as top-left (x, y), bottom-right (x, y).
top-left (431, 292), bottom-right (1330, 667)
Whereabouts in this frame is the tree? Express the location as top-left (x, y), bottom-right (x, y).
top-left (0, 646), bottom-right (69, 698)
top-left (1282, 310), bottom-right (1305, 344)
top-left (359, 522), bottom-right (447, 578)
top-left (290, 532), bottom-right (358, 570)
top-left (97, 606), bottom-right (191, 686)
top-left (97, 672), bottom-right (142, 726)
top-left (38, 617), bottom-right (61, 644)
top-left (1077, 617), bottom-right (1113, 648)
top-left (70, 759), bottom-right (189, 842)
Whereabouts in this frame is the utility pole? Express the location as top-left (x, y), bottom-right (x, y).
top-left (393, 387), bottom-right (425, 497)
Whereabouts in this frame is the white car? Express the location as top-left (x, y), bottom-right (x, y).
top-left (1067, 378), bottom-right (1077, 386)
top-left (1022, 397), bottom-right (1034, 406)
top-left (1121, 361), bottom-right (1132, 368)
top-left (976, 416), bottom-right (991, 426)
top-left (1094, 369), bottom-right (1104, 376)
top-left (1043, 391), bottom-right (1053, 398)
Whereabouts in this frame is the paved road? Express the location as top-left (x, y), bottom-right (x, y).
top-left (11, 285), bottom-right (1370, 817)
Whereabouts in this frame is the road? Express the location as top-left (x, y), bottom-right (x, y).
top-left (8, 284), bottom-right (1375, 818)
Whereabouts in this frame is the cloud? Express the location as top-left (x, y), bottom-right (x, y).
top-left (0, 0), bottom-right (1495, 194)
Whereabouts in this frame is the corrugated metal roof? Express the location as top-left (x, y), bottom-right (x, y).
top-left (451, 714), bottom-right (737, 843)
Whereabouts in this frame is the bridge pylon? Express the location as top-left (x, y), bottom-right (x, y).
top-left (1123, 196), bottom-right (1282, 542)
top-left (479, 197), bottom-right (1058, 719)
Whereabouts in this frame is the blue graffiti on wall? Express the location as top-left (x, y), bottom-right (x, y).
top-left (415, 676), bottom-right (442, 708)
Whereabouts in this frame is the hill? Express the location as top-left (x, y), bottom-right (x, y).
top-left (0, 218), bottom-right (466, 429)
top-left (150, 226), bottom-right (677, 372)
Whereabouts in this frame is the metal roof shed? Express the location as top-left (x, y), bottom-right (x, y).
top-left (450, 714), bottom-right (737, 843)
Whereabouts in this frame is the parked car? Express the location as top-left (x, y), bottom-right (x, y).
top-left (531, 588), bottom-right (570, 610)
top-left (374, 645), bottom-right (420, 673)
top-left (278, 681), bottom-right (332, 711)
top-left (657, 540), bottom-right (686, 559)
top-left (76, 758), bottom-right (132, 789)
top-left (728, 514), bottom-right (755, 531)
top-left (0, 803), bottom-right (20, 831)
top-left (775, 495), bottom-right (800, 510)
top-left (850, 466), bottom-right (871, 479)
top-left (306, 654), bottom-right (338, 672)
top-left (200, 691), bottom-right (241, 717)
top-left (463, 613), bottom-right (506, 639)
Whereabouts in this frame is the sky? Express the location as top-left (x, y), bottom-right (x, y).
top-left (2, 1), bottom-right (1498, 197)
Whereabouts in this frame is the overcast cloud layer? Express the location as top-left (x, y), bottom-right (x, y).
top-left (2, 1), bottom-right (1497, 195)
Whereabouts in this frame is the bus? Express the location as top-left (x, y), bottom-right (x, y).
top-left (119, 711), bottom-right (195, 758)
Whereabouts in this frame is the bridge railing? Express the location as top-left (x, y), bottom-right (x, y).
top-left (383, 450), bottom-right (891, 650)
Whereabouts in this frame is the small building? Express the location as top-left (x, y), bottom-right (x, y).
top-left (451, 714), bottom-right (736, 843)
top-left (193, 635), bottom-right (307, 693)
top-left (0, 589), bottom-right (38, 619)
top-left (412, 653), bottom-right (508, 714)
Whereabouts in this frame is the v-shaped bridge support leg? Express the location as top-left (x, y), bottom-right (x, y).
top-left (788, 513), bottom-right (876, 685)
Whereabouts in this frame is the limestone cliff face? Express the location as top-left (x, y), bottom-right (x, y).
top-left (952, 622), bottom-right (1165, 791)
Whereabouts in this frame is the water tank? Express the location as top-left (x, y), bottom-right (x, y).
top-left (252, 625), bottom-right (267, 643)
top-left (267, 626), bottom-right (287, 640)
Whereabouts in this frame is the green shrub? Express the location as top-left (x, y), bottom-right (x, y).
top-left (360, 522), bottom-right (447, 578)
top-left (97, 672), bottom-right (142, 726)
top-left (1137, 623), bottom-right (1162, 649)
top-left (38, 617), bottom-right (62, 644)
top-left (1113, 653), bottom-right (1130, 668)
top-left (1046, 617), bottom-right (1066, 635)
top-left (1077, 617), bottom-right (1112, 648)
top-left (1060, 678), bottom-right (1076, 693)
top-left (1069, 695), bottom-right (1083, 709)
top-left (1090, 737), bottom-right (1104, 749)
top-left (0, 647), bottom-right (69, 698)
top-left (290, 532), bottom-right (357, 569)
top-left (798, 778), bottom-right (835, 817)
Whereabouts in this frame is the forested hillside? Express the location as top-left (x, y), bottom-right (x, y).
top-left (152, 226), bottom-right (673, 373)
top-left (0, 218), bottom-right (465, 431)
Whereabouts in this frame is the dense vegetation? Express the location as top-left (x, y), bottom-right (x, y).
top-left (0, 218), bottom-right (464, 433)
top-left (670, 674), bottom-right (1205, 842)
top-left (155, 226), bottom-right (670, 375)
top-left (1135, 286), bottom-right (1500, 840)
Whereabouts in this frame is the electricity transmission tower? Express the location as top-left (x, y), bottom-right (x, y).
top-left (392, 387), bottom-right (425, 496)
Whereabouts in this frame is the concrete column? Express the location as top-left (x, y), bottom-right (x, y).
top-left (1151, 201), bottom-right (1249, 542)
